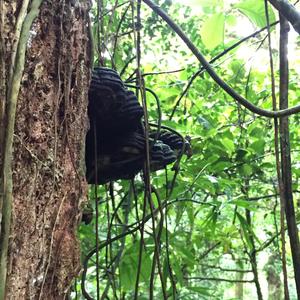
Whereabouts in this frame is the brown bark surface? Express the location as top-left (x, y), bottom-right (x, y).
top-left (2, 1), bottom-right (91, 299)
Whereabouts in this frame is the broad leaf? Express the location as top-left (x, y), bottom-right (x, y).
top-left (187, 286), bottom-right (211, 296)
top-left (234, 0), bottom-right (276, 28)
top-left (200, 13), bottom-right (225, 49)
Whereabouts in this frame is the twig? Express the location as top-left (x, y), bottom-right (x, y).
top-left (199, 264), bottom-right (252, 273)
top-left (185, 276), bottom-right (254, 283)
top-left (93, 121), bottom-right (100, 300)
top-left (149, 187), bottom-right (165, 298)
top-left (111, 4), bottom-right (131, 66)
top-left (131, 2), bottom-right (153, 299)
top-left (99, 1), bottom-right (130, 20)
top-left (120, 56), bottom-right (136, 77)
top-left (164, 169), bottom-right (177, 299)
top-left (127, 68), bottom-right (185, 82)
top-left (199, 242), bottom-right (221, 259)
top-left (126, 85), bottom-right (162, 144)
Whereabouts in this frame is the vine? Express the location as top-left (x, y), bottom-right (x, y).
top-left (79, 0), bottom-right (300, 298)
top-left (0, 0), bottom-right (43, 298)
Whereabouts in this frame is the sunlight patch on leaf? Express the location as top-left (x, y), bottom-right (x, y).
top-left (207, 175), bottom-right (218, 184)
top-left (229, 199), bottom-right (257, 211)
top-left (187, 286), bottom-right (212, 297)
top-left (234, 0), bottom-right (275, 28)
top-left (221, 138), bottom-right (235, 154)
top-left (197, 115), bottom-right (212, 129)
top-left (200, 13), bottom-right (225, 49)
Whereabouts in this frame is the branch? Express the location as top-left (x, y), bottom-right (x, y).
top-left (185, 276), bottom-right (254, 283)
top-left (199, 264), bottom-right (252, 273)
top-left (142, 0), bottom-right (300, 118)
top-left (268, 0), bottom-right (300, 34)
top-left (278, 13), bottom-right (300, 298)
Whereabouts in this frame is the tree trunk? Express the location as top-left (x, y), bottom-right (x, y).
top-left (0, 0), bottom-right (91, 299)
top-left (279, 15), bottom-right (300, 299)
top-left (265, 256), bottom-right (282, 300)
top-left (235, 261), bottom-right (244, 300)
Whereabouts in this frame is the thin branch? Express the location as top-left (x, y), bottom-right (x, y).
top-left (99, 1), bottom-right (131, 20)
top-left (185, 276), bottom-right (255, 283)
top-left (126, 85), bottom-right (162, 144)
top-left (111, 4), bottom-right (131, 67)
top-left (93, 122), bottom-right (100, 300)
top-left (199, 264), bottom-right (252, 273)
top-left (199, 242), bottom-right (221, 259)
top-left (127, 68), bottom-right (185, 82)
top-left (120, 56), bottom-right (136, 77)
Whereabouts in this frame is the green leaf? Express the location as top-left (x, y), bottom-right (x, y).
top-left (119, 258), bottom-right (135, 290)
top-left (119, 244), bottom-right (152, 291)
top-left (249, 139), bottom-right (265, 154)
top-left (187, 204), bottom-right (195, 225)
top-left (198, 177), bottom-right (216, 194)
top-left (197, 116), bottom-right (212, 129)
top-left (226, 14), bottom-right (237, 26)
top-left (230, 199), bottom-right (256, 211)
top-left (234, 0), bottom-right (276, 28)
top-left (239, 164), bottom-right (253, 176)
top-left (221, 138), bottom-right (235, 154)
top-left (213, 160), bottom-right (231, 171)
top-left (187, 286), bottom-right (211, 296)
top-left (235, 148), bottom-right (249, 161)
top-left (236, 212), bottom-right (252, 249)
top-left (249, 127), bottom-right (264, 138)
top-left (229, 59), bottom-right (245, 80)
top-left (202, 209), bottom-right (218, 235)
top-left (207, 154), bottom-right (219, 164)
top-left (172, 255), bottom-right (184, 285)
top-left (200, 13), bottom-right (225, 49)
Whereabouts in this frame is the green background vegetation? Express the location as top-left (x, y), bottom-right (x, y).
top-left (74, 1), bottom-right (300, 299)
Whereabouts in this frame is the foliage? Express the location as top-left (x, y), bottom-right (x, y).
top-left (73, 0), bottom-right (300, 299)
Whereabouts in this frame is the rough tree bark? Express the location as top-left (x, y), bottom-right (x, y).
top-left (0, 0), bottom-right (91, 299)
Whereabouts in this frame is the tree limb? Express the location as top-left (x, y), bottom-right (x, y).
top-left (185, 276), bottom-right (254, 283)
top-left (278, 13), bottom-right (300, 298)
top-left (268, 0), bottom-right (300, 34)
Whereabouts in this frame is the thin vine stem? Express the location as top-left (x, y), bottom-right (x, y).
top-left (0, 1), bottom-right (43, 298)
top-left (131, 2), bottom-right (148, 299)
top-left (134, 0), bottom-right (167, 297)
top-left (264, 1), bottom-right (290, 299)
top-left (279, 13), bottom-right (300, 298)
top-left (93, 121), bottom-right (100, 300)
